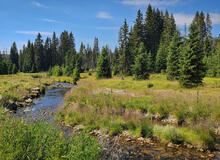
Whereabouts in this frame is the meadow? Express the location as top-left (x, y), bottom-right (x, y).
top-left (0, 73), bottom-right (102, 159)
top-left (57, 73), bottom-right (220, 150)
top-left (0, 72), bottom-right (219, 157)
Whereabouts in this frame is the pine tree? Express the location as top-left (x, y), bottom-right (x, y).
top-left (112, 47), bottom-right (120, 76)
top-left (132, 43), bottom-right (149, 80)
top-left (155, 43), bottom-right (167, 73)
top-left (206, 52), bottom-right (216, 77)
top-left (34, 33), bottom-right (44, 72)
top-left (155, 10), bottom-right (176, 73)
top-left (167, 31), bottom-right (181, 80)
top-left (69, 32), bottom-right (75, 50)
top-left (147, 52), bottom-right (154, 73)
top-left (215, 43), bottom-right (220, 77)
top-left (92, 37), bottom-right (99, 70)
top-left (64, 50), bottom-right (76, 76)
top-left (9, 42), bottom-right (19, 68)
top-left (44, 37), bottom-right (52, 71)
top-left (79, 42), bottom-right (86, 72)
top-left (51, 32), bottom-right (59, 66)
top-left (23, 41), bottom-right (33, 73)
top-left (129, 9), bottom-right (144, 62)
top-left (118, 19), bottom-right (131, 76)
top-left (179, 23), bottom-right (206, 88)
top-left (85, 44), bottom-right (92, 70)
top-left (11, 63), bottom-right (18, 74)
top-left (96, 47), bottom-right (112, 79)
top-left (59, 31), bottom-right (70, 65)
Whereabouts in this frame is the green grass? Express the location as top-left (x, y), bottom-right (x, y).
top-left (57, 73), bottom-right (220, 150)
top-left (0, 109), bottom-right (102, 160)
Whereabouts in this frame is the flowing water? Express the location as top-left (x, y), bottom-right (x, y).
top-left (13, 82), bottom-right (220, 160)
top-left (15, 82), bottom-right (73, 121)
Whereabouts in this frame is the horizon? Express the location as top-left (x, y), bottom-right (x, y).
top-left (1, 0), bottom-right (220, 52)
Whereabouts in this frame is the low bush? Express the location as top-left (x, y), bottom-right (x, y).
top-left (141, 122), bottom-right (153, 138)
top-left (147, 83), bottom-right (154, 88)
top-left (48, 65), bottom-right (63, 77)
top-left (109, 122), bottom-right (123, 136)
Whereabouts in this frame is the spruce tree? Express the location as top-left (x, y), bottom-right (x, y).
top-left (128, 10), bottom-right (144, 64)
top-left (92, 37), bottom-right (99, 70)
top-left (85, 44), bottom-right (92, 70)
top-left (59, 31), bottom-right (70, 65)
top-left (34, 33), bottom-right (44, 72)
top-left (215, 43), bottom-right (220, 77)
top-left (44, 37), bottom-right (52, 71)
top-left (132, 43), bottom-right (149, 80)
top-left (51, 32), bottom-right (59, 66)
top-left (155, 10), bottom-right (176, 73)
top-left (96, 47), bottom-right (112, 79)
top-left (23, 41), bottom-right (33, 73)
top-left (9, 42), bottom-right (19, 68)
top-left (72, 62), bottom-right (80, 85)
top-left (179, 23), bottom-right (206, 88)
top-left (167, 31), bottom-right (181, 80)
top-left (112, 47), bottom-right (120, 76)
top-left (79, 42), bottom-right (86, 72)
top-left (118, 19), bottom-right (131, 76)
top-left (155, 43), bottom-right (167, 73)
top-left (147, 52), bottom-right (154, 73)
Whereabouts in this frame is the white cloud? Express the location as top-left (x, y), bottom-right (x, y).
top-left (121, 0), bottom-right (179, 6)
top-left (16, 31), bottom-right (52, 36)
top-left (174, 13), bottom-right (194, 26)
top-left (210, 13), bottom-right (220, 25)
top-left (174, 13), bottom-right (220, 26)
top-left (97, 11), bottom-right (113, 19)
top-left (41, 18), bottom-right (62, 24)
top-left (32, 1), bottom-right (46, 8)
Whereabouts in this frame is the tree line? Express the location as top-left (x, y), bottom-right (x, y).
top-left (97, 5), bottom-right (220, 87)
top-left (1, 4), bottom-right (220, 88)
top-left (0, 31), bottom-right (106, 76)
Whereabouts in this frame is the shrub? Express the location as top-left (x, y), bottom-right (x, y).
top-left (88, 69), bottom-right (93, 76)
top-left (48, 65), bottom-right (63, 77)
top-left (73, 65), bottom-right (80, 84)
top-left (153, 125), bottom-right (184, 144)
top-left (147, 83), bottom-right (154, 88)
top-left (109, 122), bottom-right (123, 136)
top-left (141, 122), bottom-right (153, 138)
top-left (126, 120), bottom-right (137, 131)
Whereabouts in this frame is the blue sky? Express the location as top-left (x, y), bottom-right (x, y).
top-left (1, 0), bottom-right (220, 52)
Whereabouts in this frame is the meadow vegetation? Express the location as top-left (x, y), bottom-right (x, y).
top-left (0, 108), bottom-right (101, 160)
top-left (57, 73), bottom-right (220, 150)
top-left (0, 73), bottom-right (73, 103)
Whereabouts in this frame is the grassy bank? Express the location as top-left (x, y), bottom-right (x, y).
top-left (0, 108), bottom-right (102, 159)
top-left (0, 73), bottom-right (73, 103)
top-left (57, 73), bottom-right (220, 150)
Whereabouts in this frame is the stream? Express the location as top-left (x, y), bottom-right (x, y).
top-left (15, 82), bottom-right (73, 122)
top-left (13, 82), bottom-right (220, 160)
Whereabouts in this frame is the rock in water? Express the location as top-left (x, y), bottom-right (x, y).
top-left (33, 87), bottom-right (40, 92)
top-left (25, 98), bottom-right (33, 103)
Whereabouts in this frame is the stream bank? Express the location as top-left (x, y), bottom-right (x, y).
top-left (11, 82), bottom-right (220, 160)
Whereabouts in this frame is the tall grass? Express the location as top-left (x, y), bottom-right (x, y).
top-left (0, 109), bottom-right (102, 160)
